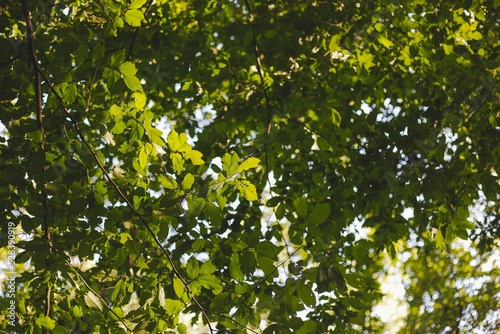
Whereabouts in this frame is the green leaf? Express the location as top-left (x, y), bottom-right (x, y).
top-left (199, 260), bottom-right (217, 275)
top-left (434, 229), bottom-right (446, 251)
top-left (181, 173), bottom-right (195, 190)
top-left (236, 179), bottom-right (258, 201)
top-left (84, 292), bottom-right (103, 311)
top-left (222, 152), bottom-right (240, 176)
top-left (331, 108), bottom-right (342, 127)
top-left (173, 277), bottom-right (185, 298)
top-left (167, 130), bottom-right (191, 152)
top-left (130, 0), bottom-right (147, 9)
top-left (205, 202), bottom-right (221, 227)
top-left (164, 298), bottom-right (183, 315)
top-left (147, 127), bottom-right (166, 146)
top-left (131, 91), bottom-right (147, 109)
top-left (138, 146), bottom-right (148, 170)
top-left (158, 174), bottom-right (178, 189)
top-left (124, 9), bottom-right (144, 27)
top-left (196, 274), bottom-right (223, 294)
top-left (238, 157), bottom-right (260, 172)
top-left (186, 257), bottom-right (200, 279)
top-left (170, 152), bottom-right (185, 174)
top-left (188, 196), bottom-right (206, 217)
top-left (470, 31), bottom-right (482, 40)
top-left (184, 149), bottom-right (204, 165)
top-left (62, 83), bottom-right (78, 104)
top-left (119, 61), bottom-right (142, 91)
top-left (35, 315), bottom-right (56, 330)
top-left (297, 284), bottom-right (316, 307)
top-left (229, 254), bottom-right (245, 282)
top-left (294, 197), bottom-right (308, 218)
top-left (308, 203), bottom-right (331, 225)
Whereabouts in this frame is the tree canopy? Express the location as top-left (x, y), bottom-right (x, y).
top-left (0, 0), bottom-right (499, 333)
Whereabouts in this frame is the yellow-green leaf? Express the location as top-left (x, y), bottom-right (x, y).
top-left (236, 180), bottom-right (258, 201)
top-left (35, 316), bottom-right (56, 330)
top-left (434, 229), bottom-right (446, 251)
top-left (181, 173), bottom-right (195, 190)
top-left (170, 152), bottom-right (185, 174)
top-left (131, 91), bottom-right (147, 109)
top-left (222, 152), bottom-right (240, 176)
top-left (173, 277), bottom-right (185, 298)
top-left (184, 149), bottom-right (204, 165)
top-left (158, 174), bottom-right (178, 189)
top-left (139, 146), bottom-right (148, 169)
top-left (84, 292), bottom-right (103, 311)
top-left (119, 62), bottom-right (142, 91)
top-left (238, 157), bottom-right (260, 172)
top-left (130, 0), bottom-right (147, 9)
top-left (124, 8), bottom-right (144, 27)
top-left (331, 108), bottom-right (342, 127)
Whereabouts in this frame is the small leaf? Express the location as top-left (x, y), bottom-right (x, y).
top-left (308, 203), bottom-right (330, 225)
top-left (119, 61), bottom-right (142, 91)
top-left (434, 229), bottom-right (446, 251)
top-left (181, 173), bottom-right (195, 190)
top-left (297, 284), bottom-right (316, 307)
top-left (184, 149), bottom-right (204, 165)
top-left (331, 108), bottom-right (342, 127)
top-left (164, 298), bottom-right (183, 315)
top-left (147, 127), bottom-right (166, 146)
top-left (294, 197), bottom-right (308, 218)
top-left (158, 174), bottom-right (178, 189)
top-left (35, 315), bottom-right (56, 330)
top-left (109, 104), bottom-right (123, 117)
top-left (173, 277), bottom-right (185, 298)
top-left (197, 274), bottom-right (223, 294)
top-left (84, 292), bottom-right (103, 311)
top-left (124, 8), bottom-right (144, 27)
top-left (238, 157), bottom-right (260, 172)
top-left (139, 146), bottom-right (148, 170)
top-left (63, 83), bottom-right (78, 104)
top-left (110, 307), bottom-right (124, 320)
top-left (186, 257), bottom-right (200, 279)
top-left (229, 254), bottom-right (244, 282)
top-left (236, 180), bottom-right (258, 201)
top-left (130, 0), bottom-right (147, 9)
top-left (131, 91), bottom-right (147, 109)
top-left (470, 31), bottom-right (482, 40)
top-left (170, 152), bottom-right (185, 174)
top-left (199, 260), bottom-right (217, 275)
top-left (222, 152), bottom-right (240, 176)
top-left (206, 202), bottom-right (221, 227)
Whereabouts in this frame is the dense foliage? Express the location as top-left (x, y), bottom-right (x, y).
top-left (1, 0), bottom-right (499, 332)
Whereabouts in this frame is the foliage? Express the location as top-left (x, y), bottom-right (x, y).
top-left (0, 0), bottom-right (498, 333)
top-left (398, 238), bottom-right (499, 333)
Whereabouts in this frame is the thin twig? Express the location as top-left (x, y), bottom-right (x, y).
top-left (125, 0), bottom-right (155, 60)
top-left (216, 314), bottom-right (261, 334)
top-left (0, 51), bottom-right (28, 67)
top-left (242, 0), bottom-right (273, 191)
top-left (20, 0), bottom-right (52, 328)
top-left (71, 268), bottom-right (132, 332)
top-left (465, 80), bottom-right (498, 124)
